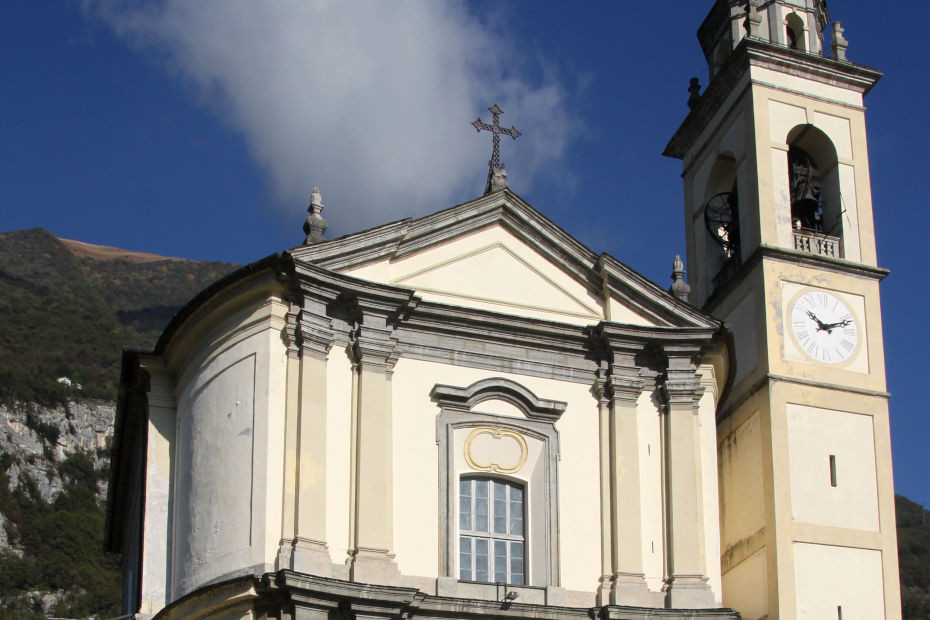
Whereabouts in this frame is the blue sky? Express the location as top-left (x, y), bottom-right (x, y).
top-left (2, 2), bottom-right (927, 508)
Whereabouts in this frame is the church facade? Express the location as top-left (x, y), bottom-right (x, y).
top-left (106, 2), bottom-right (901, 618)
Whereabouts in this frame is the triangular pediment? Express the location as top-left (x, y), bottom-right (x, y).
top-left (391, 237), bottom-right (603, 324)
top-left (291, 189), bottom-right (719, 329)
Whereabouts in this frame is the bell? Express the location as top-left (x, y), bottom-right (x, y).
top-left (789, 148), bottom-right (822, 230)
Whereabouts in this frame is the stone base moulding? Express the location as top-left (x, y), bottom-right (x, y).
top-left (610, 571), bottom-right (664, 608)
top-left (154, 571), bottom-right (741, 620)
top-left (665, 575), bottom-right (715, 609)
top-left (347, 547), bottom-right (403, 586)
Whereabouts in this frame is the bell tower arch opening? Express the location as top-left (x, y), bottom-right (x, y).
top-left (700, 154), bottom-right (741, 291)
top-left (784, 124), bottom-right (844, 257)
top-left (785, 12), bottom-right (807, 52)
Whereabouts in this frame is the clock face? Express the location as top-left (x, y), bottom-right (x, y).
top-left (790, 290), bottom-right (859, 365)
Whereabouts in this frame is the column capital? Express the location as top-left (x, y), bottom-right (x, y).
top-left (659, 354), bottom-right (704, 411)
top-left (299, 311), bottom-right (336, 358)
top-left (607, 373), bottom-right (645, 404)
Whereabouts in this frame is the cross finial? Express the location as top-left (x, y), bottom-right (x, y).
top-left (472, 104), bottom-right (521, 195)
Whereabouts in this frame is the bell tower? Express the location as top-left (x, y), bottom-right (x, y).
top-left (666, 1), bottom-right (901, 618)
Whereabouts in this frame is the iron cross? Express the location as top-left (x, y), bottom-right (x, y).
top-left (472, 104), bottom-right (520, 174)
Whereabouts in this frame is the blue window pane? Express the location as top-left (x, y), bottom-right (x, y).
top-left (476, 538), bottom-right (488, 556)
top-left (476, 538), bottom-right (489, 581)
top-left (475, 496), bottom-right (488, 532)
top-left (494, 540), bottom-right (507, 582)
top-left (510, 499), bottom-right (522, 518)
top-left (494, 495), bottom-right (506, 533)
top-left (460, 537), bottom-right (472, 580)
top-left (510, 516), bottom-right (523, 536)
top-left (494, 498), bottom-right (506, 517)
top-left (494, 482), bottom-right (506, 499)
top-left (460, 479), bottom-right (471, 497)
top-left (475, 479), bottom-right (488, 498)
top-left (460, 495), bottom-right (472, 530)
top-left (511, 486), bottom-right (522, 502)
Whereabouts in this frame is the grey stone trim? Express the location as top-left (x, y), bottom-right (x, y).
top-left (157, 570), bottom-right (741, 619)
top-left (434, 386), bottom-right (561, 588)
top-left (291, 218), bottom-right (413, 271)
top-left (397, 301), bottom-right (598, 385)
top-left (291, 191), bottom-right (719, 332)
top-left (703, 243), bottom-right (888, 315)
top-left (431, 378), bottom-right (567, 422)
top-left (294, 190), bottom-right (602, 291)
top-left (597, 255), bottom-right (721, 329)
top-left (758, 244), bottom-right (889, 280)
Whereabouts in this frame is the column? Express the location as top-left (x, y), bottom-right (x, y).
top-left (607, 350), bottom-right (653, 606)
top-left (662, 351), bottom-right (714, 609)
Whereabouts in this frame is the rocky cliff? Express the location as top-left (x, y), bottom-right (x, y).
top-left (0, 228), bottom-right (238, 619)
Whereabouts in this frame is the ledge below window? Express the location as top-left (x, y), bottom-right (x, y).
top-left (793, 229), bottom-right (841, 259)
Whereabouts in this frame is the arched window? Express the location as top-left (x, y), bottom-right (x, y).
top-left (786, 13), bottom-right (806, 51)
top-left (788, 145), bottom-right (822, 231)
top-left (432, 377), bottom-right (564, 593)
top-left (459, 477), bottom-right (525, 584)
top-left (786, 125), bottom-right (844, 257)
top-left (700, 154), bottom-right (741, 291)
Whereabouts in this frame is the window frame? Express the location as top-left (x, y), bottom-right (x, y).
top-left (458, 476), bottom-right (526, 585)
top-left (432, 377), bottom-right (564, 588)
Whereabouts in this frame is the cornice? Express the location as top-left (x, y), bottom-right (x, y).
top-left (703, 244), bottom-right (889, 314)
top-left (291, 192), bottom-right (719, 333)
top-left (430, 377), bottom-right (568, 422)
top-left (665, 38), bottom-right (882, 160)
top-left (598, 254), bottom-right (722, 329)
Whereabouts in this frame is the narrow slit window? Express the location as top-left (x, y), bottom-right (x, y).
top-left (829, 454), bottom-right (838, 487)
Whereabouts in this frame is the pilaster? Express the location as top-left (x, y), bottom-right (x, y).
top-left (136, 356), bottom-right (176, 616)
top-left (594, 370), bottom-right (612, 607)
top-left (278, 303), bottom-right (302, 569)
top-left (278, 290), bottom-right (337, 575)
top-left (294, 305), bottom-right (336, 574)
top-left (604, 349), bottom-right (653, 606)
top-left (344, 292), bottom-right (417, 584)
top-left (661, 349), bottom-right (714, 609)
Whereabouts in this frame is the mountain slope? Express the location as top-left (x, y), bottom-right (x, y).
top-left (0, 229), bottom-right (238, 617)
top-left (0, 228), bottom-right (238, 405)
top-left (898, 494), bottom-right (930, 618)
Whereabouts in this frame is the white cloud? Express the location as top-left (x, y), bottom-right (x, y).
top-left (85, 1), bottom-right (577, 234)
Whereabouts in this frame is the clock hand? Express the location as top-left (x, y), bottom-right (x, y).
top-left (821, 318), bottom-right (852, 333)
top-left (805, 310), bottom-right (830, 332)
